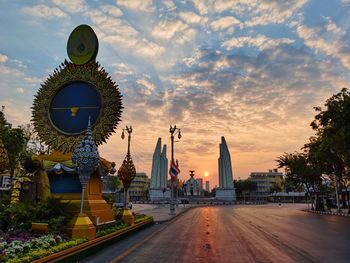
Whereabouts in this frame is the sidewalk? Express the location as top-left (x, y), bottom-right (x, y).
top-left (132, 203), bottom-right (191, 222)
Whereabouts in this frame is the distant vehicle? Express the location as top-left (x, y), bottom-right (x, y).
top-left (115, 202), bottom-right (132, 209)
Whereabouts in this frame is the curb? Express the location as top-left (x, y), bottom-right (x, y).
top-left (154, 206), bottom-right (193, 224)
top-left (303, 209), bottom-right (350, 218)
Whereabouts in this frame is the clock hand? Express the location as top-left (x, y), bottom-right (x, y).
top-left (51, 106), bottom-right (99, 116)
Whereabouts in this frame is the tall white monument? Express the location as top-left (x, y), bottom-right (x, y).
top-left (149, 138), bottom-right (169, 201)
top-left (216, 136), bottom-right (236, 201)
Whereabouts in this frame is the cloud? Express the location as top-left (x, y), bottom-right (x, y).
top-left (0, 54), bottom-right (8, 63)
top-left (24, 77), bottom-right (44, 84)
top-left (87, 10), bottom-right (138, 45)
top-left (152, 20), bottom-right (188, 40)
top-left (21, 5), bottom-right (68, 19)
top-left (137, 78), bottom-right (156, 91)
top-left (16, 88), bottom-right (24, 93)
top-left (162, 45), bottom-right (346, 160)
top-left (211, 16), bottom-right (240, 31)
top-left (324, 17), bottom-right (345, 36)
top-left (136, 38), bottom-right (165, 57)
top-left (100, 5), bottom-right (123, 17)
top-left (11, 59), bottom-right (27, 68)
top-left (52, 0), bottom-right (87, 13)
top-left (163, 1), bottom-right (176, 11)
top-left (213, 0), bottom-right (308, 27)
top-left (86, 9), bottom-right (164, 58)
top-left (116, 0), bottom-right (155, 12)
top-left (296, 22), bottom-right (350, 69)
top-left (0, 100), bottom-right (31, 127)
top-left (222, 35), bottom-right (295, 51)
top-left (179, 12), bottom-right (202, 24)
top-left (0, 65), bottom-right (25, 76)
top-left (191, 0), bottom-right (210, 15)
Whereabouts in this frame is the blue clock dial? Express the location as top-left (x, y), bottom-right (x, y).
top-left (49, 82), bottom-right (101, 134)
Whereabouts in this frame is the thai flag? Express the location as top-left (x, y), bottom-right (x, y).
top-left (169, 161), bottom-right (180, 181)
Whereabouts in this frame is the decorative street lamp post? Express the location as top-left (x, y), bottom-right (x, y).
top-left (169, 125), bottom-right (181, 215)
top-left (67, 117), bottom-right (99, 240)
top-left (117, 126), bottom-right (136, 225)
top-left (72, 117), bottom-right (100, 214)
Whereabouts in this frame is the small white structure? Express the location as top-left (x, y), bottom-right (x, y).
top-left (184, 170), bottom-right (200, 197)
top-left (149, 138), bottom-right (170, 201)
top-left (216, 136), bottom-right (236, 201)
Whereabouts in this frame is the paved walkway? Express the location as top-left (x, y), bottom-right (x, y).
top-left (132, 203), bottom-right (192, 222)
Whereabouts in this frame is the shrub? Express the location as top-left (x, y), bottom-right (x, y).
top-left (48, 216), bottom-right (66, 234)
top-left (96, 222), bottom-right (129, 238)
top-left (35, 196), bottom-right (74, 223)
top-left (135, 216), bottom-right (153, 224)
top-left (6, 202), bottom-right (37, 231)
top-left (102, 194), bottom-right (115, 207)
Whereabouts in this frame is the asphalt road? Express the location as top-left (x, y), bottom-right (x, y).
top-left (82, 204), bottom-right (350, 263)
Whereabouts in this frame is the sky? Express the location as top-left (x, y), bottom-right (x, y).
top-left (0, 0), bottom-right (350, 189)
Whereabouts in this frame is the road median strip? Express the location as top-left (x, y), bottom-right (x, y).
top-left (32, 217), bottom-right (154, 263)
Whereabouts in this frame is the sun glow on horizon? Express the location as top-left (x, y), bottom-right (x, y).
top-left (204, 172), bottom-right (209, 177)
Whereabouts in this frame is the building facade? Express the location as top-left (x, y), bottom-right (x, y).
top-left (128, 173), bottom-right (150, 201)
top-left (184, 171), bottom-right (200, 197)
top-left (250, 169), bottom-right (283, 200)
top-left (205, 181), bottom-right (210, 192)
top-left (196, 178), bottom-right (203, 191)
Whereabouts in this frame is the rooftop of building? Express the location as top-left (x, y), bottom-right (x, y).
top-left (250, 169), bottom-right (283, 177)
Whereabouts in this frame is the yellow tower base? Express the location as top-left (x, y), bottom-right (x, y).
top-left (65, 213), bottom-right (96, 240)
top-left (116, 208), bottom-right (135, 225)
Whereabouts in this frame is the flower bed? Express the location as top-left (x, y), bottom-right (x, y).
top-left (134, 215), bottom-right (153, 224)
top-left (96, 222), bottom-right (130, 238)
top-left (95, 214), bottom-right (153, 238)
top-left (0, 214), bottom-right (153, 262)
top-left (0, 232), bottom-right (87, 263)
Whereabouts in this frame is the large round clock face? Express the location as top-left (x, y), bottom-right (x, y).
top-left (49, 82), bottom-right (102, 135)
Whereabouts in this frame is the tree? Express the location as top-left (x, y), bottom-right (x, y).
top-left (105, 175), bottom-right (121, 192)
top-left (235, 179), bottom-right (257, 201)
top-left (18, 123), bottom-right (50, 155)
top-left (0, 108), bottom-right (26, 184)
top-left (281, 177), bottom-right (304, 193)
top-left (276, 152), bottom-right (324, 210)
top-left (269, 182), bottom-right (283, 194)
top-left (310, 88), bottom-right (350, 211)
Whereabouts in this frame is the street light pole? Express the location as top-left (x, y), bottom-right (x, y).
top-left (121, 126), bottom-right (132, 206)
top-left (169, 125), bottom-right (181, 215)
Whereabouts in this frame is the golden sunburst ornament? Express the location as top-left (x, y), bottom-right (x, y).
top-left (32, 60), bottom-right (123, 153)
